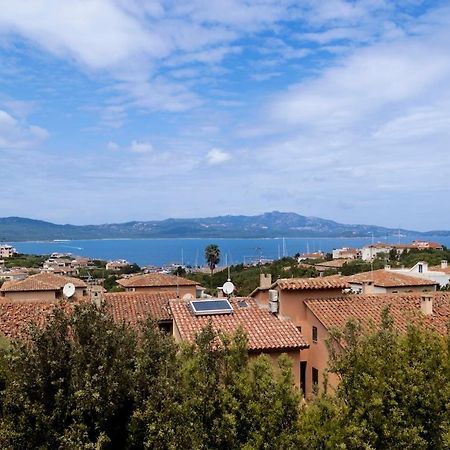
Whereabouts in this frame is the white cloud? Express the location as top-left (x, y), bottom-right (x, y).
top-left (0, 109), bottom-right (49, 149)
top-left (206, 148), bottom-right (231, 165)
top-left (130, 140), bottom-right (153, 153)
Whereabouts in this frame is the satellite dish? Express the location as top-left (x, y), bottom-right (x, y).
top-left (222, 281), bottom-right (235, 296)
top-left (63, 282), bottom-right (76, 298)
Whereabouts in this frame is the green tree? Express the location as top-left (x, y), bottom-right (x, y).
top-left (205, 244), bottom-right (220, 275)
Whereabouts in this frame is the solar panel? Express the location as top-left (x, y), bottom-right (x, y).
top-left (190, 299), bottom-right (233, 316)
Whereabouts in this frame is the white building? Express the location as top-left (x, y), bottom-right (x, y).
top-left (385, 261), bottom-right (450, 288)
top-left (0, 245), bottom-right (16, 258)
top-left (361, 244), bottom-right (393, 261)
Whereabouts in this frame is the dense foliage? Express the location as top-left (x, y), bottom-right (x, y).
top-left (1, 305), bottom-right (450, 449)
top-left (0, 305), bottom-right (302, 449)
top-left (3, 253), bottom-right (49, 268)
top-left (187, 257), bottom-right (318, 296)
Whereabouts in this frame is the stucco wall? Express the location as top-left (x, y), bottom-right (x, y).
top-left (1, 290), bottom-right (57, 302)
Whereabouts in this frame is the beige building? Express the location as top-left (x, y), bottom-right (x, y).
top-left (0, 245), bottom-right (16, 258)
top-left (0, 272), bottom-right (87, 302)
top-left (346, 269), bottom-right (437, 294)
top-left (170, 297), bottom-right (309, 388)
top-left (117, 273), bottom-right (198, 298)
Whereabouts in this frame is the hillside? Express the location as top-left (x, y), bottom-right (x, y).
top-left (0, 211), bottom-right (443, 241)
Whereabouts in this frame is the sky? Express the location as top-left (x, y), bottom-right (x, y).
top-left (0, 0), bottom-right (449, 231)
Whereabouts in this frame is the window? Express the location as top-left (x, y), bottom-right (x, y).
top-left (312, 326), bottom-right (318, 343)
top-left (418, 264), bottom-right (423, 273)
top-left (296, 325), bottom-right (302, 333)
top-left (312, 367), bottom-right (319, 387)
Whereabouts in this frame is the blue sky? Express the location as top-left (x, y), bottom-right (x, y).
top-left (0, 0), bottom-right (449, 230)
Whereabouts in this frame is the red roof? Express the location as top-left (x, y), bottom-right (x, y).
top-left (170, 297), bottom-right (309, 351)
top-left (275, 275), bottom-right (349, 291)
top-left (0, 272), bottom-right (86, 292)
top-left (0, 300), bottom-right (80, 339)
top-left (305, 292), bottom-right (450, 336)
top-left (104, 291), bottom-right (176, 324)
top-left (117, 273), bottom-right (197, 288)
top-left (346, 269), bottom-right (437, 287)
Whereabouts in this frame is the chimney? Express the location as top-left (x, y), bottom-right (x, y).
top-left (260, 273), bottom-right (272, 289)
top-left (385, 265), bottom-right (391, 270)
top-left (361, 281), bottom-right (374, 294)
top-left (441, 260), bottom-right (448, 269)
top-left (421, 294), bottom-right (433, 316)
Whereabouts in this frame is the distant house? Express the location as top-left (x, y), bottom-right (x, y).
top-left (332, 247), bottom-right (360, 260)
top-left (0, 272), bottom-right (87, 302)
top-left (314, 259), bottom-right (348, 273)
top-left (345, 269), bottom-right (438, 294)
top-left (361, 243), bottom-right (393, 261)
top-left (361, 241), bottom-right (443, 261)
top-left (385, 261), bottom-right (450, 288)
top-left (117, 273), bottom-right (198, 299)
top-left (297, 252), bottom-right (325, 262)
top-left (0, 245), bottom-right (16, 258)
top-left (170, 297), bottom-right (309, 388)
top-left (106, 260), bottom-right (130, 271)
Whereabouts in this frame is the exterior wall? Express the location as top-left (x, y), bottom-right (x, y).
top-left (126, 285), bottom-right (196, 298)
top-left (276, 287), bottom-right (344, 396)
top-left (277, 288), bottom-right (344, 327)
top-left (301, 309), bottom-right (341, 396)
top-left (0, 290), bottom-right (57, 302)
top-left (250, 349), bottom-right (302, 388)
top-left (361, 246), bottom-right (391, 261)
top-left (252, 289), bottom-right (269, 306)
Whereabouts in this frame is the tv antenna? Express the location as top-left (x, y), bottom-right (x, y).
top-left (63, 282), bottom-right (76, 299)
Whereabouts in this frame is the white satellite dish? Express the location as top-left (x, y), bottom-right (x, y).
top-left (63, 282), bottom-right (76, 298)
top-left (222, 281), bottom-right (235, 296)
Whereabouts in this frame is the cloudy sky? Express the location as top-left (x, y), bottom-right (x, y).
top-left (0, 0), bottom-right (449, 230)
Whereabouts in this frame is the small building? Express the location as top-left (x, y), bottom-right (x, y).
top-left (345, 269), bottom-right (438, 294)
top-left (361, 243), bottom-right (393, 261)
top-left (332, 247), bottom-right (360, 260)
top-left (297, 252), bottom-right (325, 262)
top-left (0, 245), bottom-right (16, 258)
top-left (0, 272), bottom-right (87, 302)
top-left (170, 297), bottom-right (309, 388)
top-left (314, 259), bottom-right (348, 273)
top-left (386, 261), bottom-right (450, 288)
top-left (106, 260), bottom-right (130, 271)
top-left (117, 273), bottom-right (198, 299)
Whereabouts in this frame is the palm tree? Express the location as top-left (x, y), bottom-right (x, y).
top-left (205, 244), bottom-right (220, 275)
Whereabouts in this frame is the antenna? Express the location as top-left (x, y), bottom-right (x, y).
top-left (63, 282), bottom-right (76, 298)
top-left (222, 281), bottom-right (235, 297)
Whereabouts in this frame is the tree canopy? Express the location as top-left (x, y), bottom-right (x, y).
top-left (205, 244), bottom-right (221, 275)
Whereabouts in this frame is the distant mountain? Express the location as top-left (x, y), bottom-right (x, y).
top-left (0, 212), bottom-right (446, 242)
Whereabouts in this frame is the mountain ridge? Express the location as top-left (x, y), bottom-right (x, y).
top-left (0, 212), bottom-right (447, 242)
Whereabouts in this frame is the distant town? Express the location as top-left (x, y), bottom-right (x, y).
top-left (1, 237), bottom-right (450, 399)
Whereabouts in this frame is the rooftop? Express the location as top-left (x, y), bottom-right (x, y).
top-left (0, 300), bottom-right (80, 339)
top-left (0, 272), bottom-right (87, 292)
top-left (170, 297), bottom-right (308, 352)
top-left (305, 292), bottom-right (450, 336)
top-left (103, 291), bottom-right (176, 325)
top-left (346, 269), bottom-right (437, 287)
top-left (117, 273), bottom-right (197, 288)
top-left (274, 275), bottom-right (349, 291)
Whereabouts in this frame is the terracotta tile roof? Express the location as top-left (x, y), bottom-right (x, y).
top-left (346, 269), bottom-right (437, 287)
top-left (0, 300), bottom-right (81, 339)
top-left (117, 273), bottom-right (197, 288)
top-left (430, 265), bottom-right (450, 274)
top-left (274, 275), bottom-right (349, 291)
top-left (170, 297), bottom-right (309, 351)
top-left (305, 292), bottom-right (450, 336)
top-left (0, 272), bottom-right (86, 292)
top-left (315, 259), bottom-right (348, 269)
top-left (104, 291), bottom-right (176, 325)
